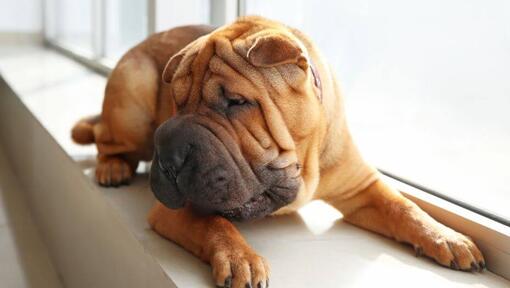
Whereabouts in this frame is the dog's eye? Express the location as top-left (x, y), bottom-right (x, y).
top-left (220, 86), bottom-right (248, 108)
top-left (227, 97), bottom-right (247, 107)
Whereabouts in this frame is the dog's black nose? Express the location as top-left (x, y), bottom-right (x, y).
top-left (150, 116), bottom-right (196, 209)
top-left (153, 116), bottom-right (191, 170)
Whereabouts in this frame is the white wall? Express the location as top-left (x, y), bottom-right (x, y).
top-left (0, 0), bottom-right (42, 32)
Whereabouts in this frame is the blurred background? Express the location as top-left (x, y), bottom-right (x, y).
top-left (1, 0), bottom-right (509, 226)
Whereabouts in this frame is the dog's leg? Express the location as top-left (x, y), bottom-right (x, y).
top-left (72, 115), bottom-right (139, 186)
top-left (95, 153), bottom-right (138, 187)
top-left (92, 121), bottom-right (146, 187)
top-left (148, 202), bottom-right (270, 288)
top-left (91, 52), bottom-right (160, 187)
top-left (325, 179), bottom-right (485, 271)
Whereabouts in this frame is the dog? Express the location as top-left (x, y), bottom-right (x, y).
top-left (72, 16), bottom-right (485, 288)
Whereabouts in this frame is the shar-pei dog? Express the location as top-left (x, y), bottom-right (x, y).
top-left (72, 16), bottom-right (485, 288)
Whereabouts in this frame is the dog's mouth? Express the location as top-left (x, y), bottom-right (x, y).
top-left (219, 187), bottom-right (295, 221)
top-left (152, 147), bottom-right (301, 221)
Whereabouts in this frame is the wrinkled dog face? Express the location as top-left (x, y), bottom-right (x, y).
top-left (150, 20), bottom-right (322, 221)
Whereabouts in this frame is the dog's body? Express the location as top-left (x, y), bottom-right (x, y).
top-left (72, 16), bottom-right (484, 288)
top-left (72, 25), bottom-right (216, 178)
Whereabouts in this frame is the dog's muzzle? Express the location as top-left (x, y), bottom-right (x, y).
top-left (150, 115), bottom-right (301, 221)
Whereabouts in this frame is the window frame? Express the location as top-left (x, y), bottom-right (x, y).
top-left (44, 0), bottom-right (232, 71)
top-left (42, 0), bottom-right (510, 280)
top-left (44, 0), bottom-right (151, 72)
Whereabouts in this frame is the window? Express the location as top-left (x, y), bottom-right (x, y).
top-left (52, 0), bottom-right (94, 54)
top-left (43, 0), bottom-right (509, 225)
top-left (241, 0), bottom-right (510, 224)
top-left (45, 0), bottom-right (510, 223)
top-left (105, 0), bottom-right (148, 60)
top-left (155, 0), bottom-right (211, 32)
top-left (45, 0), bottom-right (151, 65)
top-left (45, 0), bottom-right (510, 224)
top-left (40, 0), bottom-right (510, 280)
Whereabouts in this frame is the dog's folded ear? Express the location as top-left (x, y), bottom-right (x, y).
top-left (163, 34), bottom-right (208, 83)
top-left (162, 53), bottom-right (184, 83)
top-left (247, 34), bottom-right (308, 70)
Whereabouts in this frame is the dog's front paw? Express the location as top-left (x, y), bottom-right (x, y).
top-left (211, 245), bottom-right (269, 288)
top-left (415, 225), bottom-right (485, 271)
top-left (96, 156), bottom-right (134, 187)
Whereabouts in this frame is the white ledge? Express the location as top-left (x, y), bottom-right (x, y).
top-left (0, 44), bottom-right (508, 288)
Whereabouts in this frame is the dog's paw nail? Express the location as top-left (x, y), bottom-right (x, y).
top-left (450, 260), bottom-right (459, 270)
top-left (223, 276), bottom-right (232, 288)
top-left (414, 246), bottom-right (423, 257)
top-left (479, 261), bottom-right (486, 271)
top-left (245, 283), bottom-right (252, 288)
top-left (470, 262), bottom-right (479, 272)
top-left (257, 281), bottom-right (263, 288)
top-left (266, 279), bottom-right (269, 287)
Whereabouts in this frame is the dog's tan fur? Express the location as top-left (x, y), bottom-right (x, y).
top-left (72, 16), bottom-right (484, 287)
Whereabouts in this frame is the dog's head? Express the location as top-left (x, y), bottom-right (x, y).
top-left (150, 17), bottom-right (325, 221)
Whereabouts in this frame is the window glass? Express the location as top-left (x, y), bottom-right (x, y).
top-left (155, 0), bottom-right (210, 32)
top-left (244, 0), bottom-right (510, 221)
top-left (54, 0), bottom-right (93, 53)
top-left (46, 0), bottom-right (212, 61)
top-left (44, 0), bottom-right (57, 40)
top-left (105, 0), bottom-right (148, 60)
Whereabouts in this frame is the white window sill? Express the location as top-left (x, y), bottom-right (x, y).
top-left (0, 44), bottom-right (508, 287)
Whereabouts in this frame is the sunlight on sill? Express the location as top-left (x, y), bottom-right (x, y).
top-left (298, 200), bottom-right (343, 235)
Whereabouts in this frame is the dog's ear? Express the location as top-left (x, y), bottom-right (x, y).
top-left (247, 34), bottom-right (308, 70)
top-left (163, 34), bottom-right (208, 83)
top-left (162, 53), bottom-right (184, 83)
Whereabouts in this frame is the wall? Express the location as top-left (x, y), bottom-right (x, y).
top-left (0, 0), bottom-right (42, 32)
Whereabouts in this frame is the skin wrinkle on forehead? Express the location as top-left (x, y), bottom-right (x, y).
top-left (199, 67), bottom-right (278, 177)
top-left (204, 58), bottom-right (274, 162)
top-left (173, 38), bottom-right (204, 79)
top-left (257, 66), bottom-right (309, 141)
top-left (208, 56), bottom-right (258, 99)
top-left (206, 57), bottom-right (274, 154)
top-left (200, 49), bottom-right (275, 172)
top-left (213, 37), bottom-right (267, 95)
top-left (234, 35), bottom-right (320, 139)
top-left (211, 35), bottom-right (296, 152)
top-left (185, 40), bottom-right (215, 112)
top-left (170, 36), bottom-right (211, 107)
top-left (217, 36), bottom-right (297, 152)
